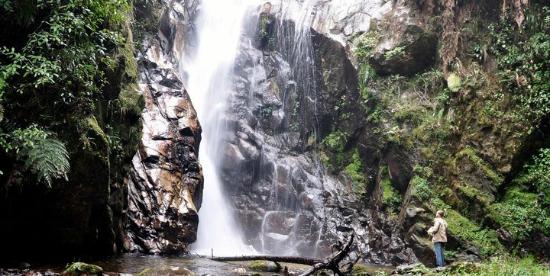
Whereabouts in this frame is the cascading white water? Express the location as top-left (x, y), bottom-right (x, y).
top-left (182, 0), bottom-right (259, 256)
top-left (182, 0), bottom-right (326, 257)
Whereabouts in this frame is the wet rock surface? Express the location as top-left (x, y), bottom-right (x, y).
top-left (210, 5), bottom-right (417, 264)
top-left (124, 0), bottom-right (203, 254)
top-left (369, 24), bottom-right (437, 76)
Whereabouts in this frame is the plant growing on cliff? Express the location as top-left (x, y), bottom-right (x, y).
top-left (488, 148), bottom-right (550, 243)
top-left (23, 137), bottom-right (70, 187)
top-left (489, 6), bottom-right (550, 122)
top-left (0, 0), bottom-right (132, 185)
top-left (0, 125), bottom-right (69, 186)
top-left (344, 149), bottom-right (366, 196)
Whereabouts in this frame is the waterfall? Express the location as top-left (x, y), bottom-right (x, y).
top-left (181, 0), bottom-right (325, 256)
top-left (182, 0), bottom-right (258, 256)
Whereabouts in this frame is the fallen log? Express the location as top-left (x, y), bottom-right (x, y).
top-left (207, 233), bottom-right (355, 276)
top-left (210, 255), bottom-right (322, 266)
top-left (299, 234), bottom-right (355, 276)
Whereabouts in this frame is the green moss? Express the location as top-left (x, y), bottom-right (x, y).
top-left (456, 184), bottom-right (492, 206)
top-left (351, 264), bottom-right (370, 275)
top-left (345, 149), bottom-right (366, 196)
top-left (118, 83), bottom-right (144, 116)
top-left (456, 147), bottom-right (503, 185)
top-left (137, 268), bottom-right (153, 276)
top-left (379, 167), bottom-right (401, 210)
top-left (355, 30), bottom-right (380, 62)
top-left (64, 262), bottom-right (103, 275)
top-left (514, 148), bottom-right (550, 205)
top-left (447, 73), bottom-right (462, 92)
top-left (384, 46), bottom-right (406, 59)
top-left (248, 260), bottom-right (280, 272)
top-left (77, 116), bottom-right (109, 153)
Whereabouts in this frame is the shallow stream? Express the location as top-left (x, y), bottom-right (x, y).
top-left (1, 255), bottom-right (392, 275)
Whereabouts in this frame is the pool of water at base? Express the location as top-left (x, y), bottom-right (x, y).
top-left (2, 254), bottom-right (394, 275)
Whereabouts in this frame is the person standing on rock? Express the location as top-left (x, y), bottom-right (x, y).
top-left (428, 210), bottom-right (448, 267)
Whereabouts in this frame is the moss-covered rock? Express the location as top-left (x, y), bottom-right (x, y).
top-left (63, 262), bottom-right (103, 275)
top-left (247, 260), bottom-right (281, 272)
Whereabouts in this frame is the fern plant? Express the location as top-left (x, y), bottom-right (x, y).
top-left (21, 138), bottom-right (70, 187)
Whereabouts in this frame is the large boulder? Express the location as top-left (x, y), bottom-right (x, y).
top-left (370, 25), bottom-right (437, 76)
top-left (123, 0), bottom-right (203, 254)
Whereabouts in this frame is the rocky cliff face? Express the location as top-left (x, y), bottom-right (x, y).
top-left (124, 0), bottom-right (204, 254)
top-left (122, 0), bottom-right (548, 264)
top-left (210, 0), bottom-right (418, 264)
top-left (188, 0), bottom-right (548, 265)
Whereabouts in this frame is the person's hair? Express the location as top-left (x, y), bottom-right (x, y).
top-left (263, 2), bottom-right (272, 8)
top-left (436, 210), bottom-right (445, 218)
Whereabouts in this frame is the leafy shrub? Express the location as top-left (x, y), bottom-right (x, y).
top-left (0, 125), bottom-right (69, 186)
top-left (322, 131), bottom-right (347, 152)
top-left (447, 256), bottom-right (550, 276)
top-left (489, 6), bottom-right (550, 121)
top-left (489, 148), bottom-right (550, 242)
top-left (344, 149), bottom-right (367, 196)
top-left (355, 30), bottom-right (380, 63)
top-left (380, 177), bottom-right (401, 211)
top-left (515, 148), bottom-right (550, 205)
top-left (0, 0), bottom-right (132, 186)
top-left (22, 138), bottom-right (70, 187)
top-left (411, 175), bottom-right (432, 201)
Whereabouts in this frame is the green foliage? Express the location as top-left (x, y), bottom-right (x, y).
top-left (411, 175), bottom-right (432, 201)
top-left (488, 6), bottom-right (550, 121)
top-left (322, 131), bottom-right (347, 152)
top-left (431, 198), bottom-right (504, 257)
top-left (446, 73), bottom-right (462, 92)
top-left (0, 0), bottom-right (134, 187)
top-left (384, 46), bottom-right (406, 59)
top-left (456, 147), bottom-right (503, 185)
top-left (488, 188), bottom-right (549, 241)
top-left (515, 148), bottom-right (550, 205)
top-left (380, 177), bottom-right (401, 211)
top-left (444, 256), bottom-right (550, 276)
top-left (0, 125), bottom-right (70, 187)
top-left (355, 30), bottom-right (380, 63)
top-left (489, 148), bottom-right (550, 242)
top-left (0, 0), bottom-right (12, 12)
top-left (344, 149), bottom-right (366, 196)
top-left (0, 125), bottom-right (48, 153)
top-left (22, 138), bottom-right (70, 187)
top-left (0, 0), bottom-right (129, 107)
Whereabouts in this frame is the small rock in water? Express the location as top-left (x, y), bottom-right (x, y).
top-left (233, 267), bottom-right (246, 273)
top-left (393, 263), bottom-right (431, 274)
